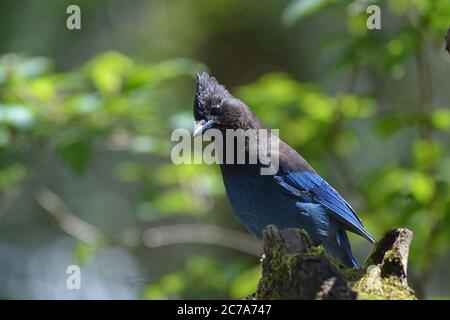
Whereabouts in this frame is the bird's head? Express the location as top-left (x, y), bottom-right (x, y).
top-left (193, 72), bottom-right (260, 137)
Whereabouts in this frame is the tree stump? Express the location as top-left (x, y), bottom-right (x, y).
top-left (254, 225), bottom-right (416, 300)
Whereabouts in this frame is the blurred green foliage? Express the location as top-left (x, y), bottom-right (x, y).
top-left (0, 0), bottom-right (449, 299)
top-left (143, 256), bottom-right (259, 299)
top-left (0, 51), bottom-right (211, 212)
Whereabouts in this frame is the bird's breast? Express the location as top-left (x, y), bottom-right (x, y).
top-left (220, 164), bottom-right (315, 238)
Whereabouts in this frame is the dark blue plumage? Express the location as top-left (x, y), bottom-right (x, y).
top-left (193, 72), bottom-right (375, 268)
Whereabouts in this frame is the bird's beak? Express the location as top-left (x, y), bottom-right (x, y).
top-left (192, 119), bottom-right (214, 138)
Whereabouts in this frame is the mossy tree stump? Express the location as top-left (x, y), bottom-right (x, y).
top-left (254, 225), bottom-right (416, 300)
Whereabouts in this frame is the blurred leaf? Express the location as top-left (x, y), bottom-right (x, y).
top-left (428, 0), bottom-right (450, 33)
top-left (374, 112), bottom-right (419, 138)
top-left (325, 35), bottom-right (384, 72)
top-left (413, 139), bottom-right (441, 170)
top-left (29, 77), bottom-right (56, 100)
top-left (282, 0), bottom-right (334, 26)
top-left (143, 284), bottom-right (166, 300)
top-left (338, 94), bottom-right (375, 119)
top-left (299, 91), bottom-right (336, 122)
top-left (86, 51), bottom-right (134, 95)
top-left (284, 118), bottom-right (319, 144)
top-left (143, 273), bottom-right (186, 299)
top-left (230, 265), bottom-right (260, 299)
top-left (143, 255), bottom-right (248, 299)
top-left (153, 188), bottom-right (194, 214)
top-left (128, 58), bottom-right (204, 87)
top-left (346, 11), bottom-right (368, 37)
top-left (74, 242), bottom-right (96, 265)
top-left (57, 139), bottom-right (92, 175)
top-left (160, 273), bottom-right (186, 293)
top-left (381, 27), bottom-right (419, 78)
top-left (431, 108), bottom-right (450, 132)
top-left (237, 73), bottom-right (301, 110)
top-left (388, 0), bottom-right (430, 15)
top-left (0, 163), bottom-right (27, 189)
top-left (408, 171), bottom-right (435, 205)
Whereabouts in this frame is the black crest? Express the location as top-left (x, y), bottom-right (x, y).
top-left (194, 72), bottom-right (230, 120)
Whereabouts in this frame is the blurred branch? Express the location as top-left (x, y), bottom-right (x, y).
top-left (35, 187), bottom-right (261, 256)
top-left (346, 66), bottom-right (360, 93)
top-left (416, 22), bottom-right (433, 139)
top-left (142, 224), bottom-right (262, 256)
top-left (35, 187), bottom-right (103, 245)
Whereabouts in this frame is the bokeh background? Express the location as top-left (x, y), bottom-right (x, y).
top-left (0, 0), bottom-right (449, 299)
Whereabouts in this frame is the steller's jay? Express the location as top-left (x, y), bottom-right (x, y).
top-left (192, 72), bottom-right (375, 268)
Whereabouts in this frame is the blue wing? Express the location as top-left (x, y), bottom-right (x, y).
top-left (276, 170), bottom-right (375, 243)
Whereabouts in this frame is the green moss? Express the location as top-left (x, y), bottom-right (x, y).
top-left (304, 244), bottom-right (325, 256)
top-left (351, 265), bottom-right (416, 300)
top-left (342, 266), bottom-right (366, 283)
top-left (255, 228), bottom-right (416, 300)
top-left (256, 246), bottom-right (286, 299)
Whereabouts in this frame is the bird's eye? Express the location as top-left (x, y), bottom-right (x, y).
top-left (210, 104), bottom-right (221, 115)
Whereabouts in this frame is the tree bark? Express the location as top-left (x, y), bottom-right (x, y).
top-left (253, 225), bottom-right (416, 300)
